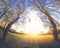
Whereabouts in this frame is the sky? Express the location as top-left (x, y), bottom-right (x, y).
top-left (0, 0), bottom-right (60, 34)
top-left (11, 6), bottom-right (49, 34)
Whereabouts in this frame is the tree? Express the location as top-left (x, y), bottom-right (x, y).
top-left (0, 0), bottom-right (25, 45)
top-left (2, 15), bottom-right (19, 44)
top-left (37, 0), bottom-right (58, 41)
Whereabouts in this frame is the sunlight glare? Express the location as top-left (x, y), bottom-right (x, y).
top-left (11, 7), bottom-right (49, 35)
top-left (23, 9), bottom-right (48, 35)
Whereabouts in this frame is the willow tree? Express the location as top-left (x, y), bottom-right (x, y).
top-left (37, 0), bottom-right (59, 41)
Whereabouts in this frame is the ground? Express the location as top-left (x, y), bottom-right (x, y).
top-left (0, 32), bottom-right (60, 48)
top-left (6, 33), bottom-right (60, 48)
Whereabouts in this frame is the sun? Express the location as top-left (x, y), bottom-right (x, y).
top-left (11, 7), bottom-right (49, 35)
top-left (22, 8), bottom-right (48, 35)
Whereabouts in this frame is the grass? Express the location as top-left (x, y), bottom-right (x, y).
top-left (0, 30), bottom-right (3, 38)
top-left (7, 32), bottom-right (60, 48)
top-left (0, 31), bottom-right (60, 48)
top-left (0, 29), bottom-right (5, 48)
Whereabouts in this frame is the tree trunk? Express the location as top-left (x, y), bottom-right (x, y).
top-left (39, 8), bottom-right (58, 41)
top-left (2, 16), bottom-right (19, 43)
top-left (37, 0), bottom-right (58, 42)
top-left (2, 22), bottom-right (14, 41)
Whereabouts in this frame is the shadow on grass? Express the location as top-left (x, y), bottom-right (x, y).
top-left (0, 38), bottom-right (8, 48)
top-left (1, 32), bottom-right (60, 48)
top-left (39, 40), bottom-right (60, 48)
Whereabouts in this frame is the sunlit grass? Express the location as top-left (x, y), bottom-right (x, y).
top-left (8, 32), bottom-right (60, 43)
top-left (7, 32), bottom-right (60, 48)
top-left (8, 33), bottom-right (54, 43)
top-left (0, 31), bottom-right (60, 48)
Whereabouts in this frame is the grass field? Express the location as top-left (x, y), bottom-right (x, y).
top-left (7, 32), bottom-right (60, 48)
top-left (0, 32), bottom-right (60, 48)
